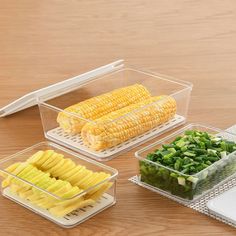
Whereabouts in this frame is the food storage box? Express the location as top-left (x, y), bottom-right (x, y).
top-left (0, 141), bottom-right (118, 228)
top-left (38, 60), bottom-right (192, 161)
top-left (135, 124), bottom-right (236, 202)
top-left (0, 60), bottom-right (191, 227)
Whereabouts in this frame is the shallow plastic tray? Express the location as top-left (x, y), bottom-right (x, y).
top-left (38, 61), bottom-right (192, 161)
top-left (0, 142), bottom-right (118, 228)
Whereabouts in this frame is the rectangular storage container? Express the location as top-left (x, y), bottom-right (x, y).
top-left (38, 61), bottom-right (192, 161)
top-left (135, 124), bottom-right (236, 202)
top-left (0, 141), bottom-right (118, 228)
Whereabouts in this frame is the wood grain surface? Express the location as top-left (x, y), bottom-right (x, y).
top-left (0, 0), bottom-right (236, 235)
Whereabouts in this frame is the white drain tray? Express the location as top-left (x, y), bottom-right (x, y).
top-left (46, 115), bottom-right (185, 161)
top-left (3, 187), bottom-right (115, 228)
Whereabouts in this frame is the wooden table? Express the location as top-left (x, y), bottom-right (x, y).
top-left (0, 0), bottom-right (236, 235)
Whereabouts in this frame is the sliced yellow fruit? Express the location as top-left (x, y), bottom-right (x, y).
top-left (37, 150), bottom-right (55, 166)
top-left (73, 170), bottom-right (93, 187)
top-left (11, 165), bottom-right (36, 188)
top-left (27, 151), bottom-right (44, 164)
top-left (66, 166), bottom-right (86, 184)
top-left (69, 168), bottom-right (93, 186)
top-left (27, 171), bottom-right (46, 184)
top-left (41, 153), bottom-right (64, 170)
top-left (86, 173), bottom-right (110, 194)
top-left (46, 180), bottom-right (67, 193)
top-left (79, 172), bottom-right (100, 189)
top-left (46, 158), bottom-right (65, 175)
top-left (88, 182), bottom-right (113, 201)
top-left (40, 152), bottom-right (59, 170)
top-left (54, 196), bottom-right (84, 207)
top-left (60, 186), bottom-right (83, 199)
top-left (52, 159), bottom-right (76, 177)
top-left (59, 165), bottom-right (83, 180)
top-left (17, 165), bottom-right (35, 178)
top-left (6, 162), bottom-right (22, 172)
top-left (53, 182), bottom-right (72, 197)
top-left (2, 149), bottom-right (113, 218)
top-left (9, 183), bottom-right (21, 194)
top-left (19, 189), bottom-right (34, 199)
top-left (49, 199), bottom-right (95, 217)
top-left (33, 172), bottom-right (51, 187)
top-left (2, 162), bottom-right (29, 188)
top-left (36, 196), bottom-right (57, 209)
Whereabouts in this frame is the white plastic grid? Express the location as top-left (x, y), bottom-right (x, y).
top-left (129, 175), bottom-right (236, 228)
top-left (3, 188), bottom-right (115, 228)
top-left (129, 125), bottom-right (236, 228)
top-left (46, 114), bottom-right (185, 161)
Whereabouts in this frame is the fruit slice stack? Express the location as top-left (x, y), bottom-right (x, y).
top-left (0, 150), bottom-right (113, 217)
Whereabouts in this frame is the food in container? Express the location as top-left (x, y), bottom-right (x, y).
top-left (57, 84), bottom-right (151, 134)
top-left (0, 142), bottom-right (117, 227)
top-left (81, 95), bottom-right (176, 151)
top-left (1, 150), bottom-right (112, 217)
top-left (56, 84), bottom-right (177, 151)
top-left (39, 63), bottom-right (192, 160)
top-left (135, 124), bottom-right (236, 201)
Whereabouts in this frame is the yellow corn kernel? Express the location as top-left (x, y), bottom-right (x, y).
top-left (81, 96), bottom-right (176, 151)
top-left (57, 84), bottom-right (151, 134)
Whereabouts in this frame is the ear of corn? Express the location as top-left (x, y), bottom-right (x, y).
top-left (57, 84), bottom-right (151, 134)
top-left (81, 95), bottom-right (177, 151)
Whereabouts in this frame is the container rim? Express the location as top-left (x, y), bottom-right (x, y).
top-left (135, 123), bottom-right (236, 178)
top-left (0, 141), bottom-right (118, 200)
top-left (38, 66), bottom-right (193, 124)
top-left (126, 67), bottom-right (193, 88)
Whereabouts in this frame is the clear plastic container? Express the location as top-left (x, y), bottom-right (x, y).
top-left (135, 124), bottom-right (236, 202)
top-left (38, 64), bottom-right (192, 161)
top-left (0, 141), bottom-right (118, 228)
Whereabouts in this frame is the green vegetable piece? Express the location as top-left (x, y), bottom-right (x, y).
top-left (183, 151), bottom-right (196, 157)
top-left (146, 153), bottom-right (157, 161)
top-left (178, 177), bottom-right (186, 186)
top-left (207, 156), bottom-right (219, 162)
top-left (170, 172), bottom-right (178, 178)
top-left (207, 149), bottom-right (217, 155)
top-left (160, 150), bottom-right (171, 157)
top-left (183, 163), bottom-right (195, 169)
top-left (174, 160), bottom-right (181, 171)
top-left (199, 141), bottom-right (206, 149)
top-left (176, 139), bottom-right (186, 148)
top-left (163, 144), bottom-right (174, 149)
top-left (193, 137), bottom-right (200, 144)
top-left (220, 151), bottom-right (227, 159)
top-left (187, 176), bottom-right (198, 184)
top-left (180, 146), bottom-right (188, 152)
top-left (192, 148), bottom-right (207, 155)
top-left (205, 160), bottom-right (212, 165)
top-left (181, 168), bottom-right (189, 174)
top-left (168, 148), bottom-right (176, 153)
top-left (174, 136), bottom-right (182, 142)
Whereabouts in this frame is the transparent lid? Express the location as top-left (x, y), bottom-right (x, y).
top-left (0, 60), bottom-right (124, 117)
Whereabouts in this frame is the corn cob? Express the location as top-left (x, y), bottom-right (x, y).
top-left (81, 95), bottom-right (177, 151)
top-left (57, 84), bottom-right (151, 134)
